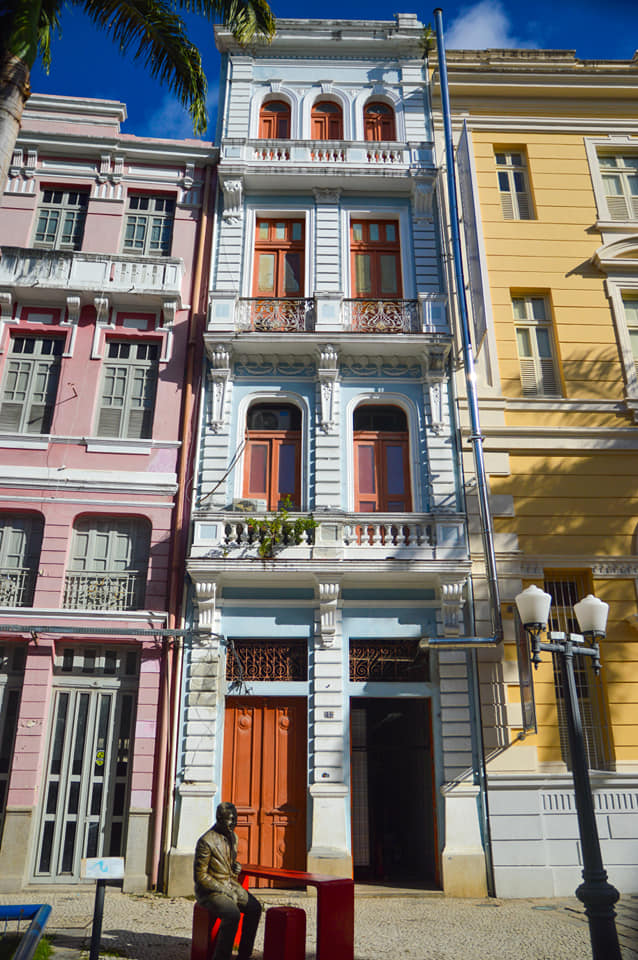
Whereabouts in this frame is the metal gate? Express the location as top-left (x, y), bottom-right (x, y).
top-left (33, 648), bottom-right (137, 882)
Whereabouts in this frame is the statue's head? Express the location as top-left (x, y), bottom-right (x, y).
top-left (215, 801), bottom-right (238, 837)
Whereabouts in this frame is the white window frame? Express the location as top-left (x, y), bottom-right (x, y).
top-left (122, 194), bottom-right (175, 257)
top-left (0, 335), bottom-right (64, 434)
top-left (95, 339), bottom-right (160, 440)
top-left (243, 207), bottom-right (313, 299)
top-left (584, 135), bottom-right (638, 227)
top-left (494, 150), bottom-right (533, 221)
top-left (512, 296), bottom-right (561, 398)
top-left (32, 188), bottom-right (89, 251)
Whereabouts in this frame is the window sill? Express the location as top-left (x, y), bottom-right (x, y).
top-left (86, 437), bottom-right (153, 454)
top-left (0, 433), bottom-right (49, 450)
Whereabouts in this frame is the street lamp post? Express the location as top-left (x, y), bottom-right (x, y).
top-left (515, 586), bottom-right (622, 960)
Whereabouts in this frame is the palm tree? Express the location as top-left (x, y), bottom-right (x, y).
top-left (0, 0), bottom-right (275, 193)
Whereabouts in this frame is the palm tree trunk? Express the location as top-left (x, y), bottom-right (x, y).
top-left (0, 54), bottom-right (31, 200)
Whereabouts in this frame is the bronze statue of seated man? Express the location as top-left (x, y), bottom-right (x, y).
top-left (194, 802), bottom-right (262, 960)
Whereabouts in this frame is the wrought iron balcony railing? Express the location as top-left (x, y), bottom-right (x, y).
top-left (0, 568), bottom-right (37, 607)
top-left (62, 572), bottom-right (145, 611)
top-left (237, 298), bottom-right (315, 332)
top-left (344, 299), bottom-right (420, 333)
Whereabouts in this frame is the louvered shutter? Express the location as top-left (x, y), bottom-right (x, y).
top-left (606, 194), bottom-right (629, 220)
top-left (519, 358), bottom-right (538, 396)
top-left (498, 171), bottom-right (515, 220)
top-left (539, 357), bottom-right (559, 395)
top-left (96, 363), bottom-right (127, 438)
top-left (516, 190), bottom-right (531, 220)
top-left (0, 402), bottom-right (22, 432)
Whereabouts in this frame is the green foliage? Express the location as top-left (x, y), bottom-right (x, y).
top-left (419, 24), bottom-right (435, 58)
top-left (0, 934), bottom-right (52, 960)
top-left (1, 0), bottom-right (275, 134)
top-left (247, 497), bottom-right (318, 559)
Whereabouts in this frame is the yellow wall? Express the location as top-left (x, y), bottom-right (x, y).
top-left (470, 129), bottom-right (638, 768)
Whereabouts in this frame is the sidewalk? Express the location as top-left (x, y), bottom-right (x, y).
top-left (1, 887), bottom-right (637, 960)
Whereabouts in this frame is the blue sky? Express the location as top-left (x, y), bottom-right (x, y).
top-left (30, 0), bottom-right (638, 142)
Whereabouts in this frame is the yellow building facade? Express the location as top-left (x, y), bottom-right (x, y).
top-left (433, 49), bottom-right (638, 896)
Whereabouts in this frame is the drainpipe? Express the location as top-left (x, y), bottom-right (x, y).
top-left (152, 161), bottom-right (214, 890)
top-left (433, 8), bottom-right (499, 897)
top-left (433, 7), bottom-right (502, 641)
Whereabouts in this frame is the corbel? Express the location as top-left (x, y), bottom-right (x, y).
top-left (221, 178), bottom-right (243, 222)
top-left (25, 149), bottom-right (37, 178)
top-left (208, 344), bottom-right (232, 432)
top-left (440, 579), bottom-right (467, 638)
top-left (194, 579), bottom-right (219, 639)
top-left (97, 154), bottom-right (111, 184)
top-left (317, 581), bottom-right (340, 648)
top-left (317, 343), bottom-right (339, 434)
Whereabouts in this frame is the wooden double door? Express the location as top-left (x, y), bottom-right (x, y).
top-left (223, 697), bottom-right (307, 885)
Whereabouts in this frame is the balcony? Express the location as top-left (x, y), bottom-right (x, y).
top-left (0, 568), bottom-right (36, 607)
top-left (191, 511), bottom-right (467, 563)
top-left (210, 294), bottom-right (448, 337)
top-left (0, 247), bottom-right (184, 303)
top-left (237, 298), bottom-right (315, 332)
top-left (219, 139), bottom-right (434, 193)
top-left (62, 572), bottom-right (145, 611)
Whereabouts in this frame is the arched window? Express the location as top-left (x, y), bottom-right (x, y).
top-left (364, 101), bottom-right (396, 142)
top-left (353, 405), bottom-right (411, 512)
top-left (243, 403), bottom-right (302, 510)
top-left (311, 100), bottom-right (343, 140)
top-left (259, 100), bottom-right (291, 139)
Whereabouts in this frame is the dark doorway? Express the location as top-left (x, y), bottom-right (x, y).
top-left (351, 698), bottom-right (437, 885)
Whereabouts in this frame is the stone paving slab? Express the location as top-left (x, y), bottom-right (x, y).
top-left (1, 889), bottom-right (637, 960)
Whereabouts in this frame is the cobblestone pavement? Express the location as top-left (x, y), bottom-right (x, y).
top-left (1, 888), bottom-right (637, 960)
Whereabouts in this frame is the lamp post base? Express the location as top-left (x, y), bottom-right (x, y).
top-left (576, 874), bottom-right (622, 960)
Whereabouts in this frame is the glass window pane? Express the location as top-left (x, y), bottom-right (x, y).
top-left (498, 171), bottom-right (510, 191)
top-left (278, 443), bottom-right (296, 496)
top-left (385, 445), bottom-right (405, 496)
top-left (369, 224), bottom-right (379, 242)
top-left (629, 329), bottom-right (638, 360)
top-left (512, 298), bottom-right (527, 320)
top-left (275, 222), bottom-right (286, 240)
top-left (248, 443), bottom-right (268, 495)
top-left (516, 327), bottom-right (532, 357)
top-left (354, 254), bottom-right (371, 295)
top-left (72, 693), bottom-right (89, 775)
top-left (292, 222), bottom-right (302, 241)
top-left (385, 224), bottom-right (396, 242)
top-left (257, 253), bottom-right (276, 293)
top-left (602, 174), bottom-right (622, 196)
top-left (352, 223), bottom-right (363, 242)
top-left (535, 327), bottom-right (552, 358)
top-left (284, 253), bottom-right (301, 294)
top-left (380, 255), bottom-right (399, 295)
top-left (51, 694), bottom-right (69, 776)
top-left (357, 445), bottom-right (376, 495)
top-left (531, 298), bottom-right (547, 321)
top-left (258, 222), bottom-right (269, 240)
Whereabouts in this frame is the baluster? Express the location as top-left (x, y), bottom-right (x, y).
top-left (395, 525), bottom-right (406, 547)
top-left (372, 523), bottom-right (383, 546)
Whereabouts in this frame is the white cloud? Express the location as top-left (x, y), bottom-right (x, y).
top-left (446, 1), bottom-right (531, 49)
top-left (141, 85), bottom-right (219, 141)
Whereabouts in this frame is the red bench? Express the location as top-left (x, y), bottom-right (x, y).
top-left (239, 865), bottom-right (354, 960)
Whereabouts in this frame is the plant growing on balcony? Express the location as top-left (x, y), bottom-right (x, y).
top-left (247, 496), bottom-right (317, 559)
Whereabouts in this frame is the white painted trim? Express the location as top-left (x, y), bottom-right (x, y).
top-left (344, 391), bottom-right (421, 512)
top-left (233, 389), bottom-right (311, 511)
top-left (0, 465), bottom-right (177, 495)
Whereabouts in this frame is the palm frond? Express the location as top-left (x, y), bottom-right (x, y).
top-left (181, 0), bottom-right (275, 43)
top-left (78, 0), bottom-right (210, 133)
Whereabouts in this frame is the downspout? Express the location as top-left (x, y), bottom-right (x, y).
top-left (433, 7), bottom-right (502, 641)
top-left (433, 8), bottom-right (499, 897)
top-left (153, 161), bottom-right (214, 889)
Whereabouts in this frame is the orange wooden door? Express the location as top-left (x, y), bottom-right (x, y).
top-left (223, 697), bottom-right (307, 886)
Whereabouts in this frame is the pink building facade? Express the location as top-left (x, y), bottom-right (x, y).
top-left (0, 94), bottom-right (214, 890)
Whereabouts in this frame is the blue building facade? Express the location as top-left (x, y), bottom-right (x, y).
top-left (168, 15), bottom-right (487, 896)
